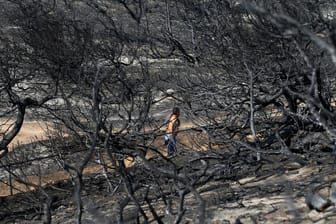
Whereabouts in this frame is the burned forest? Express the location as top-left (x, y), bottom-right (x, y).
top-left (1, 0), bottom-right (336, 223)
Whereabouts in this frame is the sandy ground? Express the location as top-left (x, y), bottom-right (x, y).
top-left (0, 120), bottom-right (201, 196)
top-left (0, 121), bottom-right (53, 196)
top-left (1, 120), bottom-right (52, 150)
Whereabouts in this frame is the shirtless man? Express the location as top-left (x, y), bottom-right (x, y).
top-left (165, 107), bottom-right (180, 157)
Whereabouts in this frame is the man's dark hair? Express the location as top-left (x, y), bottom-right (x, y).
top-left (172, 107), bottom-right (180, 115)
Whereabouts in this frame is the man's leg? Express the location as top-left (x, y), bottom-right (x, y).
top-left (167, 137), bottom-right (176, 157)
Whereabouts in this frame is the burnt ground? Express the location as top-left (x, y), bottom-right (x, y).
top-left (1, 133), bottom-right (336, 224)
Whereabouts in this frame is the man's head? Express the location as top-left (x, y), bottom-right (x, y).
top-left (172, 107), bottom-right (180, 116)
